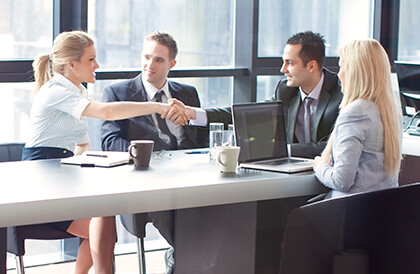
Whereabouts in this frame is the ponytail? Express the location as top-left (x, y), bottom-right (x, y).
top-left (32, 54), bottom-right (52, 93)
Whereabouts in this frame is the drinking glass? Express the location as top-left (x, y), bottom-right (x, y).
top-left (209, 122), bottom-right (224, 159)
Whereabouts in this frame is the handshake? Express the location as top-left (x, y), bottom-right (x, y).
top-left (159, 98), bottom-right (198, 126)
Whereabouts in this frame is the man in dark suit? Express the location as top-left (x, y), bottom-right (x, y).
top-left (101, 31), bottom-right (206, 274)
top-left (101, 33), bottom-right (206, 152)
top-left (174, 31), bottom-right (342, 159)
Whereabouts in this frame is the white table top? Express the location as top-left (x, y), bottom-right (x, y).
top-left (0, 150), bottom-right (325, 228)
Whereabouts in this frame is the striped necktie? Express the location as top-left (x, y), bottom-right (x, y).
top-left (154, 91), bottom-right (178, 149)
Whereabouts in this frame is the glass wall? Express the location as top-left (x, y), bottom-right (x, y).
top-left (398, 0), bottom-right (420, 62)
top-left (0, 82), bottom-right (33, 142)
top-left (258, 0), bottom-right (374, 57)
top-left (0, 0), bottom-right (52, 59)
top-left (257, 75), bottom-right (283, 102)
top-left (88, 0), bottom-right (234, 68)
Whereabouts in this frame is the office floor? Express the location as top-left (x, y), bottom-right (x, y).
top-left (7, 250), bottom-right (167, 274)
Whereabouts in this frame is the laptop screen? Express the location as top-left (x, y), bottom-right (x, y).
top-left (232, 101), bottom-right (288, 163)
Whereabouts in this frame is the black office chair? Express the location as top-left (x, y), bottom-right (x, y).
top-left (0, 142), bottom-right (77, 274)
top-left (0, 142), bottom-right (25, 162)
top-left (119, 214), bottom-right (148, 274)
top-left (279, 183), bottom-right (420, 274)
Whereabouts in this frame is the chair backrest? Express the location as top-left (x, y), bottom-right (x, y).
top-left (0, 142), bottom-right (25, 162)
top-left (279, 183), bottom-right (420, 274)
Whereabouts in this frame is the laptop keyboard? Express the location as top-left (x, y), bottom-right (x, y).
top-left (263, 158), bottom-right (307, 166)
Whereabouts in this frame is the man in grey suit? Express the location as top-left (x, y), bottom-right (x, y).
top-left (170, 31), bottom-right (342, 159)
top-left (101, 31), bottom-right (206, 274)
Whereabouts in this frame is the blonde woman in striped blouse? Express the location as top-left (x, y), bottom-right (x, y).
top-left (22, 30), bottom-right (187, 274)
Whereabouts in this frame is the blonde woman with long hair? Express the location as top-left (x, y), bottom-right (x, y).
top-left (23, 30), bottom-right (187, 274)
top-left (313, 39), bottom-right (402, 198)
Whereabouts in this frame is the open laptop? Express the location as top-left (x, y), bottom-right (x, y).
top-left (391, 72), bottom-right (418, 128)
top-left (232, 101), bottom-right (313, 173)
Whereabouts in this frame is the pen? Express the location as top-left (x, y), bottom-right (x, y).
top-left (185, 150), bottom-right (209, 154)
top-left (85, 154), bottom-right (108, 158)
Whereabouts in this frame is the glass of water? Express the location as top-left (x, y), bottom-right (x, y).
top-left (227, 124), bottom-right (236, 146)
top-left (209, 122), bottom-right (224, 159)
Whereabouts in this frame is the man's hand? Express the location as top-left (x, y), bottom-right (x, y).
top-left (160, 101), bottom-right (189, 125)
top-left (161, 99), bottom-right (197, 125)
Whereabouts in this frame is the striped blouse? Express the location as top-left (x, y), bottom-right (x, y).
top-left (25, 74), bottom-right (91, 152)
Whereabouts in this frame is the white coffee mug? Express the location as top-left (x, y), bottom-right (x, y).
top-left (216, 146), bottom-right (241, 173)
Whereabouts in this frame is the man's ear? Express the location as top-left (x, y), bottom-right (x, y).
top-left (308, 60), bottom-right (318, 72)
top-left (169, 59), bottom-right (177, 70)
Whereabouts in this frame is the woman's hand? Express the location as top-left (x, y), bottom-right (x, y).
top-left (313, 152), bottom-right (332, 170)
top-left (161, 99), bottom-right (197, 125)
top-left (158, 100), bottom-right (189, 125)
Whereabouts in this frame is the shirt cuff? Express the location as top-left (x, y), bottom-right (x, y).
top-left (189, 108), bottom-right (208, 126)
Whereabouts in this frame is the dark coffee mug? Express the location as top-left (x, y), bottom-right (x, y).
top-left (128, 140), bottom-right (154, 169)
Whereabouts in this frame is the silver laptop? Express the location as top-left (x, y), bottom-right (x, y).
top-left (232, 101), bottom-right (313, 173)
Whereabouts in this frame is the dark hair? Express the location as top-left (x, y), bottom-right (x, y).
top-left (144, 31), bottom-right (178, 60)
top-left (286, 31), bottom-right (325, 70)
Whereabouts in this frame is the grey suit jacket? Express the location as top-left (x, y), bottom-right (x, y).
top-left (101, 74), bottom-right (207, 152)
top-left (206, 68), bottom-right (342, 158)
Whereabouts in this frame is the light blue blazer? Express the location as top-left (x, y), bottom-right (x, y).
top-left (315, 99), bottom-right (401, 198)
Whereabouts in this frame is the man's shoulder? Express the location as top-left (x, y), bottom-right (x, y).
top-left (274, 79), bottom-right (299, 101)
top-left (322, 68), bottom-right (341, 95)
top-left (168, 80), bottom-right (196, 91)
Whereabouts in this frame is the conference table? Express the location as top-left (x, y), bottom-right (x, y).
top-left (0, 149), bottom-right (327, 273)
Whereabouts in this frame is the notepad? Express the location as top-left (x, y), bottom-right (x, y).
top-left (60, 151), bottom-right (130, 167)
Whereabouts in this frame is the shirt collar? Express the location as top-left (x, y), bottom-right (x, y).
top-left (53, 73), bottom-right (87, 95)
top-left (299, 72), bottom-right (324, 101)
top-left (142, 78), bottom-right (170, 101)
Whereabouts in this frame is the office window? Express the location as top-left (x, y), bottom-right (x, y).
top-left (257, 75), bottom-right (284, 102)
top-left (0, 82), bottom-right (33, 142)
top-left (88, 0), bottom-right (234, 69)
top-left (398, 0), bottom-right (420, 62)
top-left (172, 77), bottom-right (233, 108)
top-left (258, 0), bottom-right (374, 57)
top-left (0, 0), bottom-right (52, 59)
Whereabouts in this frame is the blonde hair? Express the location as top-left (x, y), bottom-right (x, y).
top-left (331, 39), bottom-right (401, 177)
top-left (32, 30), bottom-right (95, 93)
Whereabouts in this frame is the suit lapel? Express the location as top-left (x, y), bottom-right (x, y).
top-left (168, 82), bottom-right (182, 100)
top-left (287, 95), bottom-right (300, 143)
top-left (129, 75), bottom-right (154, 125)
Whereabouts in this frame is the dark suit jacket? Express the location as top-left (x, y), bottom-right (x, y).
top-left (101, 74), bottom-right (207, 152)
top-left (206, 69), bottom-right (342, 158)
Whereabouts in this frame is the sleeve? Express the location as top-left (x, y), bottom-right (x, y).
top-left (100, 85), bottom-right (131, 152)
top-left (206, 107), bottom-right (233, 126)
top-left (45, 87), bottom-right (90, 120)
top-left (189, 108), bottom-right (208, 126)
top-left (314, 109), bottom-right (369, 192)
